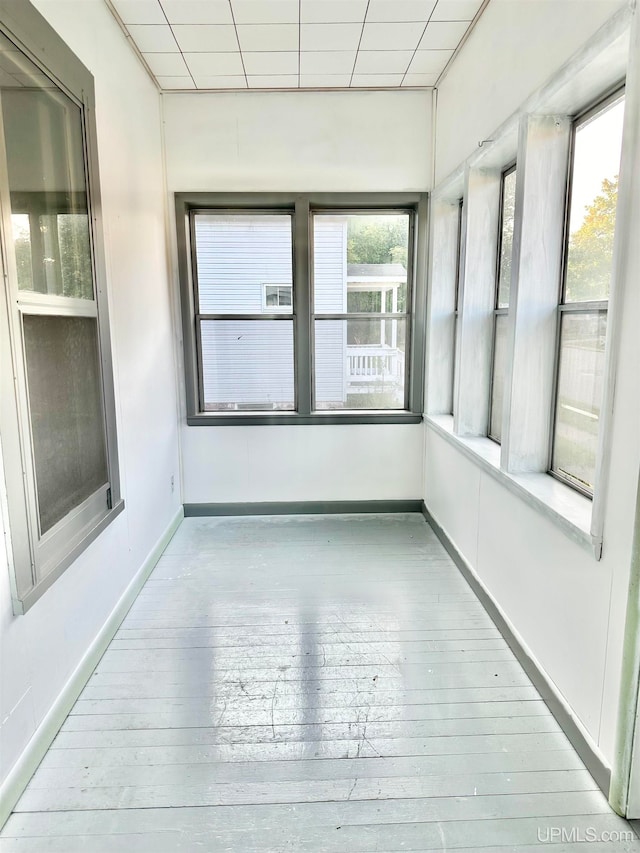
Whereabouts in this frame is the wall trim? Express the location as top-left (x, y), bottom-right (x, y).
top-left (421, 499), bottom-right (612, 797)
top-left (0, 506), bottom-right (184, 830)
top-left (184, 500), bottom-right (423, 517)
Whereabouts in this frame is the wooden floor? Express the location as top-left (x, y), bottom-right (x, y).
top-left (2, 514), bottom-right (639, 851)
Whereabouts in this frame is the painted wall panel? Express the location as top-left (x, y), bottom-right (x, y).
top-left (0, 0), bottom-right (180, 787)
top-left (164, 88), bottom-right (432, 504)
top-left (435, 0), bottom-right (627, 184)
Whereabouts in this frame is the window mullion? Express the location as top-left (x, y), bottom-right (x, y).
top-left (294, 197), bottom-right (312, 416)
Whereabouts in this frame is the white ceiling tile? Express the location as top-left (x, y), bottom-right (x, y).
top-left (246, 75), bottom-right (300, 87)
top-left (144, 52), bottom-right (190, 75)
top-left (351, 73), bottom-right (403, 87)
top-left (193, 75), bottom-right (248, 88)
top-left (360, 22), bottom-right (424, 51)
top-left (184, 52), bottom-right (245, 75)
top-left (242, 52), bottom-right (298, 75)
top-left (300, 23), bottom-right (362, 51)
top-left (402, 72), bottom-right (438, 86)
top-left (111, 0), bottom-right (165, 25)
top-left (160, 0), bottom-right (233, 24)
top-left (299, 74), bottom-right (353, 87)
top-left (236, 24), bottom-right (299, 52)
top-left (418, 20), bottom-right (469, 49)
top-left (366, 0), bottom-right (437, 23)
top-left (231, 0), bottom-right (299, 24)
top-left (431, 0), bottom-right (484, 21)
top-left (156, 75), bottom-right (197, 89)
top-left (172, 25), bottom-right (238, 52)
top-left (126, 25), bottom-right (178, 52)
top-left (300, 0), bottom-right (368, 24)
top-left (408, 49), bottom-right (453, 73)
top-left (299, 51), bottom-right (355, 75)
top-left (354, 51), bottom-right (413, 74)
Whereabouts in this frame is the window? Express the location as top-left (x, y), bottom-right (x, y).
top-left (0, 10), bottom-right (121, 612)
top-left (550, 92), bottom-right (625, 495)
top-left (176, 194), bottom-right (427, 425)
top-left (313, 212), bottom-right (410, 411)
top-left (451, 198), bottom-right (464, 416)
top-left (488, 166), bottom-right (517, 443)
top-left (264, 285), bottom-right (292, 310)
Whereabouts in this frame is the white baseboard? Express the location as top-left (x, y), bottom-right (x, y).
top-left (0, 506), bottom-right (184, 829)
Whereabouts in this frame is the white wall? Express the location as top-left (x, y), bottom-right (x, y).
top-left (426, 0), bottom-right (640, 770)
top-left (163, 89), bottom-right (432, 504)
top-left (0, 0), bottom-right (181, 787)
top-left (435, 0), bottom-right (627, 184)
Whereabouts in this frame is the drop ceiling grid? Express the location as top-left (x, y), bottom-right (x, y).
top-left (109, 0), bottom-right (485, 91)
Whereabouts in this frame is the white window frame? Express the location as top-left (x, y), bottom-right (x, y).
top-left (0, 0), bottom-right (122, 614)
top-left (548, 88), bottom-right (625, 498)
top-left (424, 2), bottom-right (632, 558)
top-left (262, 283), bottom-right (293, 312)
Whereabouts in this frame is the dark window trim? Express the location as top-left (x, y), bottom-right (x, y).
top-left (175, 192), bottom-right (428, 426)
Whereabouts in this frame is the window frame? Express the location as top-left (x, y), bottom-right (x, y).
top-left (548, 87), bottom-right (625, 498)
top-left (175, 192), bottom-right (428, 427)
top-left (488, 163), bottom-right (516, 444)
top-left (451, 197), bottom-right (464, 416)
top-left (0, 0), bottom-right (123, 614)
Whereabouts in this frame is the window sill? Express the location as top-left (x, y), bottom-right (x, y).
top-left (187, 412), bottom-right (423, 426)
top-left (426, 414), bottom-right (598, 557)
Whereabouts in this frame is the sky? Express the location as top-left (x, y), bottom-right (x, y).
top-left (569, 97), bottom-right (625, 232)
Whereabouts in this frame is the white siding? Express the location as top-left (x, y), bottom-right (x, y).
top-left (195, 215), bottom-right (293, 315)
top-left (201, 320), bottom-right (294, 410)
top-left (314, 218), bottom-right (347, 404)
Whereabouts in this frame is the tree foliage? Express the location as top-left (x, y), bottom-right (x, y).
top-left (565, 176), bottom-right (618, 301)
top-left (347, 216), bottom-right (408, 268)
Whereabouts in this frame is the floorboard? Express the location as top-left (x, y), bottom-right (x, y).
top-left (2, 513), bottom-right (639, 851)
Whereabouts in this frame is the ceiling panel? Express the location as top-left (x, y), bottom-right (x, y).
top-left (431, 0), bottom-right (484, 21)
top-left (366, 0), bottom-right (437, 23)
top-left (300, 1), bottom-right (368, 24)
top-left (242, 51), bottom-right (298, 75)
top-left (160, 0), bottom-right (233, 25)
top-left (231, 0), bottom-right (299, 24)
top-left (172, 24), bottom-right (238, 52)
top-left (360, 22), bottom-right (425, 51)
top-left (107, 0), bottom-right (486, 91)
top-left (299, 51), bottom-right (356, 75)
top-left (184, 51), bottom-right (244, 75)
top-left (126, 25), bottom-right (178, 52)
top-left (112, 0), bottom-right (165, 25)
top-left (354, 51), bottom-right (414, 75)
top-left (236, 24), bottom-right (299, 52)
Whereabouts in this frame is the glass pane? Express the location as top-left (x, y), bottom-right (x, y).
top-left (552, 312), bottom-right (607, 493)
top-left (497, 169), bottom-right (517, 308)
top-left (200, 320), bottom-right (294, 411)
top-left (0, 32), bottom-right (93, 299)
top-left (315, 319), bottom-right (406, 411)
top-left (489, 314), bottom-right (508, 442)
top-left (313, 213), bottom-right (409, 314)
top-left (565, 97), bottom-right (625, 303)
top-left (194, 214), bottom-right (293, 314)
top-left (22, 315), bottom-right (108, 534)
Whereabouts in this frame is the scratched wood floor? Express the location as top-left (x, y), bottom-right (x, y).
top-left (2, 514), bottom-right (639, 852)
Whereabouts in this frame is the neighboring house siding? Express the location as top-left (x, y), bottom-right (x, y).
top-left (314, 218), bottom-right (347, 404)
top-left (195, 214), bottom-right (348, 408)
top-left (195, 215), bottom-right (294, 407)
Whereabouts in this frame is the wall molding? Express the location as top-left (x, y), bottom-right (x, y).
top-left (184, 500), bottom-right (423, 517)
top-left (421, 500), bottom-right (612, 797)
top-left (0, 506), bottom-right (184, 830)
